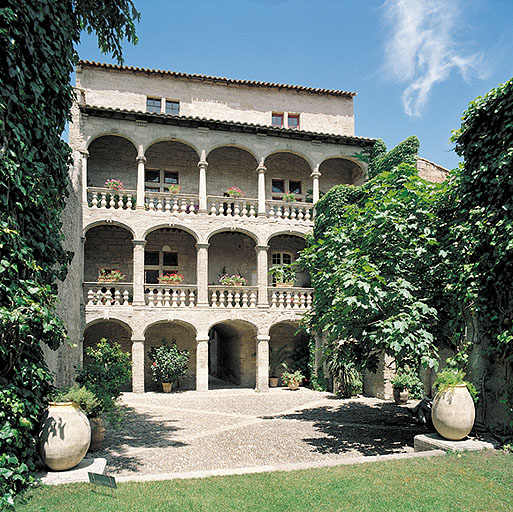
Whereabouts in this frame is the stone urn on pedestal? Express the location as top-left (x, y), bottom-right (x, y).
top-left (38, 402), bottom-right (91, 471)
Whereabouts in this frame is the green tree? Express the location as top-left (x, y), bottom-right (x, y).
top-left (0, 1), bottom-right (139, 507)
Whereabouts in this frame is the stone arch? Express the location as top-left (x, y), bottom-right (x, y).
top-left (263, 149), bottom-right (314, 170)
top-left (207, 319), bottom-right (258, 388)
top-left (206, 227), bottom-right (260, 245)
top-left (87, 135), bottom-right (138, 190)
top-left (83, 225), bottom-right (134, 283)
top-left (267, 233), bottom-right (309, 287)
top-left (86, 132), bottom-right (138, 153)
top-left (143, 224), bottom-right (199, 242)
top-left (265, 230), bottom-right (307, 245)
top-left (144, 137), bottom-right (200, 158)
top-left (207, 230), bottom-right (258, 286)
top-left (83, 320), bottom-right (133, 392)
top-left (84, 220), bottom-right (135, 238)
top-left (206, 143), bottom-right (259, 163)
top-left (144, 320), bottom-right (198, 391)
top-left (206, 145), bottom-right (259, 199)
top-left (319, 157), bottom-right (366, 187)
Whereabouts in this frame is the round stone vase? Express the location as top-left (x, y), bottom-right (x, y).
top-left (38, 402), bottom-right (91, 471)
top-left (432, 384), bottom-right (475, 441)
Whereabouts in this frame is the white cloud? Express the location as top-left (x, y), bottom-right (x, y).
top-left (383, 0), bottom-right (483, 117)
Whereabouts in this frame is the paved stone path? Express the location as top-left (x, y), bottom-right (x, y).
top-left (95, 388), bottom-right (428, 477)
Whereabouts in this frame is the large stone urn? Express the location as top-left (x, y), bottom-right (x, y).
top-left (38, 402), bottom-right (91, 471)
top-left (432, 384), bottom-right (475, 441)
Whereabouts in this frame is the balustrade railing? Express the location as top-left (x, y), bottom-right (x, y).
top-left (209, 286), bottom-right (258, 308)
top-left (207, 196), bottom-right (258, 217)
top-left (145, 192), bottom-right (199, 214)
top-left (266, 200), bottom-right (314, 222)
top-left (268, 287), bottom-right (313, 309)
top-left (145, 284), bottom-right (197, 307)
top-left (87, 187), bottom-right (136, 210)
top-left (84, 282), bottom-right (132, 306)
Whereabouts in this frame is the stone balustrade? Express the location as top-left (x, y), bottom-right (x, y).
top-left (268, 287), bottom-right (313, 309)
top-left (208, 286), bottom-right (258, 308)
top-left (207, 196), bottom-right (258, 217)
top-left (145, 285), bottom-right (197, 307)
top-left (145, 192), bottom-right (199, 214)
top-left (266, 200), bottom-right (314, 221)
top-left (85, 282), bottom-right (132, 306)
top-left (87, 187), bottom-right (136, 209)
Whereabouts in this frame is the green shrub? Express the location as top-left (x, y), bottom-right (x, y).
top-left (391, 367), bottom-right (423, 398)
top-left (434, 368), bottom-right (477, 402)
top-left (51, 385), bottom-right (101, 418)
top-left (148, 340), bottom-right (189, 384)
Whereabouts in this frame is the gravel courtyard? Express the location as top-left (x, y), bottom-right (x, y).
top-left (96, 388), bottom-right (428, 477)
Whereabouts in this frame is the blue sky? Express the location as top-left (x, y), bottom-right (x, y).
top-left (76, 0), bottom-right (513, 170)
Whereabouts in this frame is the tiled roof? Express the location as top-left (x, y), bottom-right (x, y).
top-left (80, 105), bottom-right (376, 147)
top-left (78, 60), bottom-right (357, 98)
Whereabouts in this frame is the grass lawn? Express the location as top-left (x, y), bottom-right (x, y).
top-left (16, 451), bottom-right (512, 512)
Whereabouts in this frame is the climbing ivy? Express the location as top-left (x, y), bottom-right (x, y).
top-left (0, 0), bottom-right (139, 507)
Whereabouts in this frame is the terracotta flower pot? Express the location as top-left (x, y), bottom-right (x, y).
top-left (393, 388), bottom-right (409, 405)
top-left (162, 382), bottom-right (172, 393)
top-left (432, 384), bottom-right (475, 441)
top-left (89, 417), bottom-right (106, 452)
top-left (269, 377), bottom-right (279, 387)
top-left (288, 381), bottom-right (299, 391)
top-left (38, 402), bottom-right (91, 471)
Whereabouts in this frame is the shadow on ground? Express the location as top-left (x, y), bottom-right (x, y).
top-left (263, 398), bottom-right (428, 456)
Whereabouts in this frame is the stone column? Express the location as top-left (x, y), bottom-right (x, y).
top-left (80, 149), bottom-right (89, 204)
top-left (255, 245), bottom-right (269, 307)
top-left (80, 236), bottom-right (86, 305)
top-left (256, 335), bottom-right (270, 392)
top-left (256, 161), bottom-right (267, 216)
top-left (132, 339), bottom-right (145, 393)
top-left (132, 239), bottom-right (146, 306)
top-left (196, 243), bottom-right (209, 306)
top-left (196, 336), bottom-right (209, 391)
top-left (198, 150), bottom-right (208, 212)
top-left (311, 165), bottom-right (321, 204)
top-left (136, 151), bottom-right (146, 210)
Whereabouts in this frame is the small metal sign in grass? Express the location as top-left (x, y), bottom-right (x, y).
top-left (88, 472), bottom-right (117, 495)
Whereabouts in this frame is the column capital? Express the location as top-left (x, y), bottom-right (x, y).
top-left (79, 149), bottom-right (89, 157)
top-left (195, 242), bottom-right (210, 250)
top-left (196, 337), bottom-right (209, 343)
top-left (255, 244), bottom-right (269, 252)
top-left (131, 338), bottom-right (145, 343)
top-left (133, 239), bottom-right (147, 246)
top-left (198, 160), bottom-right (208, 169)
top-left (256, 335), bottom-right (270, 342)
top-left (136, 155), bottom-right (147, 164)
top-left (310, 169), bottom-right (321, 178)
top-left (256, 165), bottom-right (266, 174)
top-left (81, 236), bottom-right (87, 243)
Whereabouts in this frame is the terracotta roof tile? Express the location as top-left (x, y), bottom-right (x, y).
top-left (78, 60), bottom-right (356, 98)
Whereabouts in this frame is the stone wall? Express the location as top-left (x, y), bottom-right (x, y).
top-left (363, 353), bottom-right (395, 400)
top-left (417, 157), bottom-right (449, 183)
top-left (77, 64), bottom-right (355, 136)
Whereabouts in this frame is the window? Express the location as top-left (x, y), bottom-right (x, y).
top-left (144, 250), bottom-right (179, 284)
top-left (288, 114), bottom-right (300, 129)
top-left (166, 100), bottom-right (180, 115)
top-left (272, 178), bottom-right (303, 200)
top-left (146, 97), bottom-right (161, 113)
top-left (145, 169), bottom-right (179, 192)
top-left (272, 113), bottom-right (284, 128)
top-left (271, 252), bottom-right (293, 285)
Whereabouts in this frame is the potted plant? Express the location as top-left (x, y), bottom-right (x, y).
top-left (218, 274), bottom-right (247, 286)
top-left (97, 268), bottom-right (126, 283)
top-left (168, 184), bottom-right (180, 194)
top-left (158, 272), bottom-right (184, 284)
top-left (104, 178), bottom-right (124, 191)
top-left (281, 191), bottom-right (296, 202)
top-left (269, 264), bottom-right (295, 287)
top-left (51, 385), bottom-right (106, 452)
top-left (269, 346), bottom-right (291, 387)
top-left (391, 368), bottom-right (413, 404)
top-left (281, 368), bottom-right (305, 391)
top-left (224, 186), bottom-right (244, 198)
top-left (432, 367), bottom-right (477, 441)
top-left (148, 340), bottom-right (189, 392)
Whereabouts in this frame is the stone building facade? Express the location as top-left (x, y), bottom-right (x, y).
top-left (48, 60), bottom-right (379, 393)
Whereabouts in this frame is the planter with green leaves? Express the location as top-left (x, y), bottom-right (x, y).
top-left (390, 367), bottom-right (418, 404)
top-left (158, 272), bottom-right (184, 284)
top-left (225, 186), bottom-right (245, 198)
top-left (281, 368), bottom-right (305, 391)
top-left (270, 264), bottom-right (296, 288)
top-left (168, 184), bottom-right (180, 194)
top-left (281, 191), bottom-right (296, 202)
top-left (97, 268), bottom-right (126, 284)
top-left (148, 340), bottom-right (189, 391)
top-left (219, 274), bottom-right (247, 287)
top-left (432, 368), bottom-right (476, 441)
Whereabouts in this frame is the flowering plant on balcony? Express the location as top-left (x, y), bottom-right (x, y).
top-left (218, 274), bottom-right (247, 286)
top-left (97, 268), bottom-right (126, 283)
top-left (104, 178), bottom-right (124, 191)
top-left (225, 186), bottom-right (245, 198)
top-left (168, 184), bottom-right (180, 194)
top-left (281, 191), bottom-right (297, 202)
top-left (158, 272), bottom-right (184, 284)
